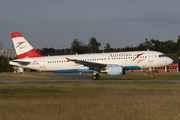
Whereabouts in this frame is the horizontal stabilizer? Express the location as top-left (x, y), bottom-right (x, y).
top-left (10, 60), bottom-right (31, 66)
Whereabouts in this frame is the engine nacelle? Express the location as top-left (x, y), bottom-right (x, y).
top-left (106, 65), bottom-right (125, 76)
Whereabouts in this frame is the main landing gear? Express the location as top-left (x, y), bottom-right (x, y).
top-left (92, 70), bottom-right (100, 80)
top-left (92, 74), bottom-right (100, 80)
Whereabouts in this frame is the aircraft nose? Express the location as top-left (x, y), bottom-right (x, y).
top-left (167, 57), bottom-right (173, 65)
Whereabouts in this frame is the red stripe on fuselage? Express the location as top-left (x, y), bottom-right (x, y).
top-left (17, 49), bottom-right (43, 59)
top-left (11, 32), bottom-right (23, 38)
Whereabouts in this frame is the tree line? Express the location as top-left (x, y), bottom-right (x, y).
top-left (39, 36), bottom-right (180, 56)
top-left (0, 56), bottom-right (13, 72)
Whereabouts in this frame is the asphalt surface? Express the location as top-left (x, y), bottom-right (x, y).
top-left (1, 73), bottom-right (180, 83)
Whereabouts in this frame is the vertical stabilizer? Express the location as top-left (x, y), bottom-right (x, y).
top-left (11, 32), bottom-right (43, 59)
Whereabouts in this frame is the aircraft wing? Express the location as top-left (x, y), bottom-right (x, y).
top-left (66, 57), bottom-right (107, 70)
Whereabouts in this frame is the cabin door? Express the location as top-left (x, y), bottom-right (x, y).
top-left (40, 58), bottom-right (45, 68)
top-left (148, 52), bottom-right (154, 62)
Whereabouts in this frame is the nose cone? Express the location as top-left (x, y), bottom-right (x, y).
top-left (166, 57), bottom-right (173, 65)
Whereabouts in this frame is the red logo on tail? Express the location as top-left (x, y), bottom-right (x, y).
top-left (16, 41), bottom-right (25, 48)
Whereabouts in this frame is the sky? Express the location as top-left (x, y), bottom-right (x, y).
top-left (1, 0), bottom-right (180, 50)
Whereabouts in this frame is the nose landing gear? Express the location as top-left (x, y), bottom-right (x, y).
top-left (150, 74), bottom-right (154, 78)
top-left (149, 67), bottom-right (154, 78)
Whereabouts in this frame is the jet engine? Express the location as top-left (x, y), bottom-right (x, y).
top-left (106, 65), bottom-right (125, 76)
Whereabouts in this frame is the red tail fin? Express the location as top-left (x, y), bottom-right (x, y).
top-left (11, 32), bottom-right (43, 59)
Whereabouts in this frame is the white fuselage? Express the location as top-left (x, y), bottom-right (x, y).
top-left (10, 51), bottom-right (173, 73)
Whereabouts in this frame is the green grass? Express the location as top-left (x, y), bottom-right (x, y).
top-left (0, 82), bottom-right (180, 120)
top-left (0, 72), bottom-right (72, 80)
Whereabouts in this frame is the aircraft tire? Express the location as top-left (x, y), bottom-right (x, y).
top-left (92, 75), bottom-right (97, 80)
top-left (150, 74), bottom-right (154, 78)
top-left (96, 75), bottom-right (100, 80)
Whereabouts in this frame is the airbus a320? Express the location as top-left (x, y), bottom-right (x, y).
top-left (9, 32), bottom-right (173, 80)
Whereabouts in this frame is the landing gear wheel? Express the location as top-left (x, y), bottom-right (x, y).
top-left (96, 75), bottom-right (100, 80)
top-left (92, 75), bottom-right (100, 80)
top-left (150, 74), bottom-right (154, 78)
top-left (92, 75), bottom-right (97, 80)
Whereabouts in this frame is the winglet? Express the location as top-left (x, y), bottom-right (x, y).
top-left (66, 57), bottom-right (71, 62)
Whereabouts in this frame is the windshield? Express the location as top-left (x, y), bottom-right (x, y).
top-left (159, 54), bottom-right (167, 58)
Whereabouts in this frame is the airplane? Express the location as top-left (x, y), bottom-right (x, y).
top-left (9, 32), bottom-right (173, 80)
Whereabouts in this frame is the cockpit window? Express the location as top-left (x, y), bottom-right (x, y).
top-left (163, 54), bottom-right (167, 57)
top-left (159, 54), bottom-right (167, 57)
